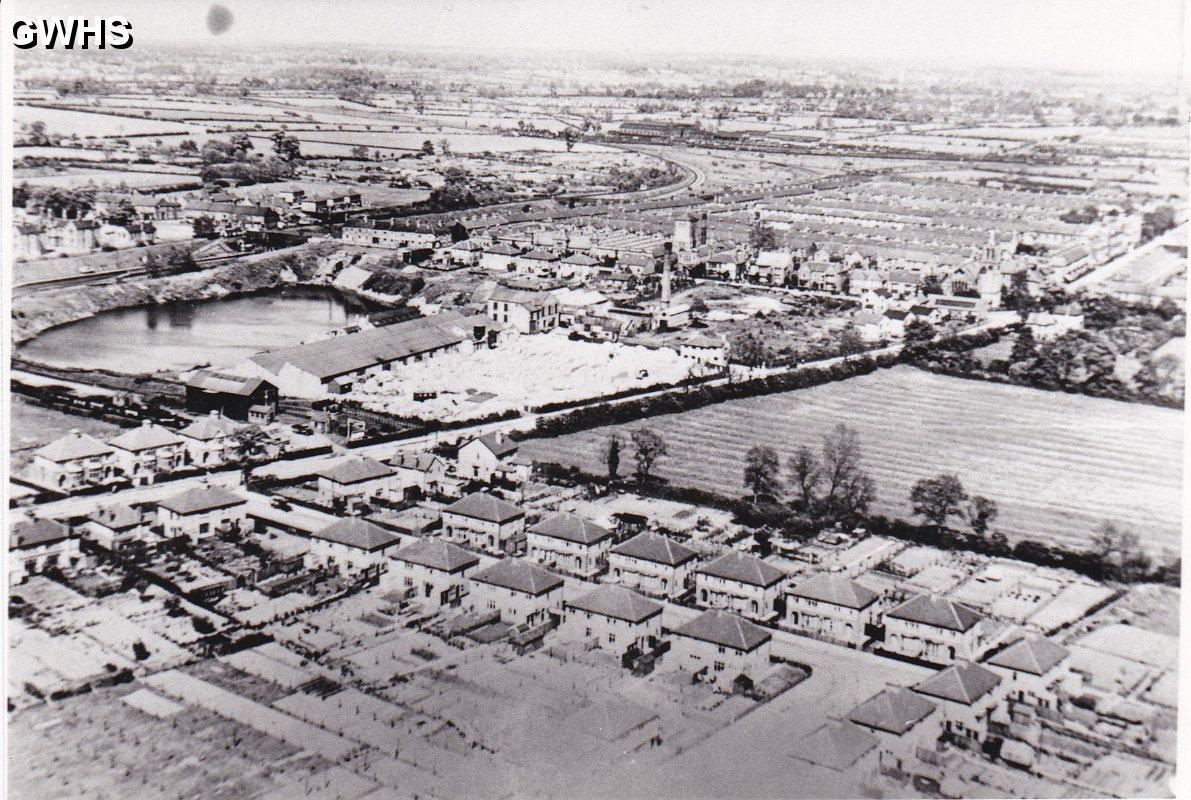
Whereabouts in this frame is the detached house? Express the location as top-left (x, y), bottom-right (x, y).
top-left (312, 456), bottom-right (397, 508)
top-left (693, 552), bottom-right (787, 622)
top-left (456, 432), bottom-right (520, 483)
top-left (383, 538), bottom-right (479, 607)
top-left (526, 512), bottom-right (614, 578)
top-left (883, 594), bottom-right (987, 665)
top-left (486, 287), bottom-right (559, 334)
top-left (608, 531), bottom-right (699, 599)
top-left (466, 558), bottom-right (564, 627)
top-left (156, 485), bottom-right (248, 543)
top-left (666, 608), bottom-right (773, 690)
top-left (28, 431), bottom-right (116, 492)
top-left (82, 504), bottom-right (151, 554)
top-left (786, 573), bottom-right (879, 648)
top-left (442, 492), bottom-right (526, 555)
top-left (177, 412), bottom-right (244, 468)
top-left (984, 636), bottom-right (1070, 712)
top-left (108, 422), bottom-right (187, 485)
top-left (562, 584), bottom-right (663, 657)
top-left (10, 518), bottom-right (79, 585)
top-left (912, 661), bottom-right (1003, 746)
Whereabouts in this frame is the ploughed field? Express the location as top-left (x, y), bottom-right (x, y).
top-left (521, 366), bottom-right (1183, 558)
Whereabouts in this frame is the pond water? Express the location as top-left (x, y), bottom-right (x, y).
top-left (19, 286), bottom-right (371, 374)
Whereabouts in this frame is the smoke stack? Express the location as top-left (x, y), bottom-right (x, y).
top-left (661, 242), bottom-right (673, 305)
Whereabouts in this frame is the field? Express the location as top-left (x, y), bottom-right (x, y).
top-left (521, 366), bottom-right (1183, 558)
top-left (13, 167), bottom-right (200, 190)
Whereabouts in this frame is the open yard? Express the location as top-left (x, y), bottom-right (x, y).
top-left (521, 366), bottom-right (1183, 559)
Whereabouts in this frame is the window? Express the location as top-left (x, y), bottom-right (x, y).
top-left (487, 600), bottom-right (496, 610)
top-left (713, 661), bottom-right (724, 672)
top-left (608, 633), bottom-right (616, 643)
top-left (404, 577), bottom-right (414, 587)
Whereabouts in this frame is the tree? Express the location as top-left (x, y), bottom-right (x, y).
top-left (838, 328), bottom-right (866, 356)
top-left (605, 434), bottom-right (622, 480)
top-left (350, 145), bottom-right (371, 160)
top-left (192, 215), bottom-right (218, 239)
top-left (421, 139), bottom-right (435, 156)
top-left (178, 139), bottom-right (198, 155)
top-left (27, 120), bottom-right (50, 145)
top-left (1009, 326), bottom-right (1038, 365)
top-left (438, 137), bottom-right (451, 156)
top-left (1092, 521), bottom-right (1151, 581)
top-left (1003, 270), bottom-right (1033, 317)
top-left (820, 424), bottom-right (866, 517)
top-left (967, 495), bottom-right (998, 536)
top-left (910, 474), bottom-right (969, 529)
top-left (630, 429), bottom-right (667, 487)
top-left (271, 131), bottom-right (302, 162)
top-left (743, 446), bottom-right (783, 501)
top-left (229, 133), bottom-right (254, 158)
top-left (132, 640), bottom-right (150, 661)
top-left (902, 319), bottom-right (937, 357)
top-left (787, 446), bottom-right (820, 511)
top-left (748, 222), bottom-right (777, 251)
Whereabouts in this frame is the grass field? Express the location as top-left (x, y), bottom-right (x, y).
top-left (521, 366), bottom-right (1183, 559)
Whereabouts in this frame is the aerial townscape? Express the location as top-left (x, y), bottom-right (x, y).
top-left (4, 2), bottom-right (1187, 799)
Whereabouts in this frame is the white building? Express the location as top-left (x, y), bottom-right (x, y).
top-left (883, 594), bottom-right (987, 665)
top-left (846, 687), bottom-right (941, 776)
top-left (312, 456), bottom-right (397, 508)
top-left (466, 558), bottom-right (564, 627)
top-left (388, 452), bottom-right (449, 496)
top-left (108, 422), bottom-right (187, 486)
top-left (441, 492), bottom-right (526, 555)
top-left (10, 518), bottom-right (80, 585)
top-left (912, 661), bottom-right (1004, 745)
top-left (486, 287), bottom-right (559, 334)
top-left (81, 504), bottom-right (150, 554)
top-left (306, 517), bottom-right (404, 576)
top-left (28, 431), bottom-right (117, 492)
top-left (984, 636), bottom-right (1071, 712)
top-left (677, 335), bottom-right (729, 368)
top-left (608, 531), bottom-right (699, 599)
top-left (177, 412), bottom-right (245, 468)
top-left (693, 552), bottom-right (787, 621)
top-left (665, 608), bottom-right (773, 691)
top-left (526, 512), bottom-right (614, 578)
top-left (562, 584), bottom-right (663, 657)
top-left (456, 432), bottom-right (520, 483)
top-left (383, 538), bottom-right (480, 607)
top-left (786, 573), bottom-right (879, 648)
top-left (156, 485), bottom-right (248, 543)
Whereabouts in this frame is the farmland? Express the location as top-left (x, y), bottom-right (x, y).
top-left (521, 366), bottom-right (1183, 558)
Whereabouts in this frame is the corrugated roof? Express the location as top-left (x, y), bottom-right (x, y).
top-left (612, 531), bottom-right (698, 566)
top-left (697, 552), bottom-right (787, 588)
top-left (567, 585), bottom-right (662, 623)
top-left (470, 558), bottom-right (563, 596)
top-left (986, 636), bottom-right (1070, 676)
top-left (34, 431), bottom-right (114, 462)
top-left (443, 492), bottom-right (523, 524)
top-left (108, 423), bottom-right (185, 453)
top-left (914, 661), bottom-right (1002, 705)
top-left (312, 518), bottom-right (401, 552)
top-left (157, 486), bottom-right (246, 516)
top-left (788, 573), bottom-right (878, 609)
top-left (674, 609), bottom-right (771, 652)
top-left (391, 538), bottom-right (478, 573)
top-left (529, 513), bottom-right (612, 546)
top-left (888, 594), bottom-right (983, 632)
top-left (847, 687), bottom-right (936, 735)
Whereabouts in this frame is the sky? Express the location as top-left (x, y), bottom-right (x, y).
top-left (11, 0), bottom-right (1187, 76)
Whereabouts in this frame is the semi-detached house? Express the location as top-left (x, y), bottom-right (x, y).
top-left (693, 551), bottom-right (787, 621)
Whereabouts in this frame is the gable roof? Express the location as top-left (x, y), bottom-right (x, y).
top-left (186, 370), bottom-right (272, 397)
top-left (789, 722), bottom-right (878, 772)
top-left (466, 432), bottom-right (519, 459)
top-left (388, 452), bottom-right (444, 472)
top-left (157, 485), bottom-right (246, 516)
top-left (313, 456), bottom-right (394, 485)
top-left (887, 594), bottom-right (983, 632)
top-left (986, 636), bottom-right (1070, 676)
top-left (696, 552), bottom-right (786, 588)
top-left (789, 573), bottom-right (879, 609)
top-left (443, 492), bottom-right (523, 524)
top-left (391, 538), bottom-right (478, 574)
top-left (566, 585), bottom-right (662, 624)
top-left (11, 518), bottom-right (71, 550)
top-left (470, 558), bottom-right (563, 596)
top-left (108, 423), bottom-right (186, 452)
top-left (529, 513), bottom-right (613, 546)
top-left (34, 431), bottom-right (114, 462)
top-left (914, 661), bottom-right (1002, 706)
top-left (612, 531), bottom-right (698, 567)
top-left (673, 609), bottom-right (771, 652)
top-left (847, 687), bottom-right (936, 735)
top-left (312, 518), bottom-right (401, 552)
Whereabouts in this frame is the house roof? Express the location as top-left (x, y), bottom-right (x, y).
top-left (697, 552), bottom-right (787, 588)
top-left (467, 432), bottom-right (519, 459)
top-left (33, 431), bottom-right (114, 462)
top-left (391, 537), bottom-right (478, 573)
top-left (674, 609), bottom-right (771, 652)
top-left (612, 531), bottom-right (698, 566)
top-left (914, 661), bottom-right (1002, 705)
top-left (490, 286), bottom-right (557, 309)
top-left (108, 423), bottom-right (185, 453)
top-left (986, 636), bottom-right (1070, 676)
top-left (566, 697), bottom-right (658, 742)
top-left (85, 504), bottom-right (144, 531)
top-left (887, 269), bottom-right (922, 285)
top-left (789, 722), bottom-right (878, 772)
top-left (847, 687), bottom-right (937, 735)
top-left (388, 452), bottom-right (443, 472)
top-left (562, 253), bottom-right (600, 266)
top-left (157, 485), bottom-right (246, 516)
top-left (566, 585), bottom-right (662, 623)
top-left (470, 558), bottom-right (563, 596)
top-left (11, 518), bottom-right (71, 550)
top-left (486, 243), bottom-right (521, 256)
top-left (186, 370), bottom-right (272, 397)
top-left (887, 595), bottom-right (983, 632)
top-left (313, 456), bottom-right (394, 485)
top-left (519, 248), bottom-right (559, 261)
top-left (788, 573), bottom-right (878, 609)
top-left (443, 492), bottom-right (523, 524)
top-left (529, 512), bottom-right (613, 546)
top-left (178, 414), bottom-right (244, 441)
top-left (312, 517), bottom-right (401, 552)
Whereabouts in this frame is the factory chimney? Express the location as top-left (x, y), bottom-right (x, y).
top-left (661, 241), bottom-right (673, 305)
